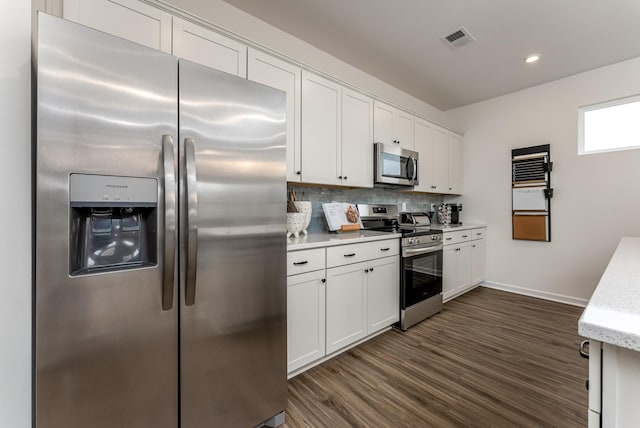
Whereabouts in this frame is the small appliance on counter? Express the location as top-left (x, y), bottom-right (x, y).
top-left (436, 203), bottom-right (462, 225)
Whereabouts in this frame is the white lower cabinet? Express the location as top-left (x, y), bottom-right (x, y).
top-left (443, 242), bottom-right (471, 301)
top-left (287, 238), bottom-right (399, 375)
top-left (326, 254), bottom-right (399, 354)
top-left (287, 270), bottom-right (326, 373)
top-left (443, 227), bottom-right (486, 302)
top-left (326, 262), bottom-right (368, 354)
top-left (367, 256), bottom-right (400, 334)
top-left (587, 340), bottom-right (640, 427)
top-left (471, 235), bottom-right (486, 285)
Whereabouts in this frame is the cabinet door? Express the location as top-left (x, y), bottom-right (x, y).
top-left (367, 256), bottom-right (399, 334)
top-left (448, 132), bottom-right (464, 194)
top-left (373, 101), bottom-right (394, 145)
top-left (457, 242), bottom-right (472, 293)
top-left (413, 117), bottom-right (433, 192)
top-left (287, 270), bottom-right (326, 373)
top-left (63, 0), bottom-right (171, 53)
top-left (394, 110), bottom-right (415, 150)
top-left (173, 17), bottom-right (247, 77)
top-left (443, 242), bottom-right (472, 300)
top-left (471, 238), bottom-right (486, 286)
top-left (442, 246), bottom-right (458, 301)
top-left (341, 89), bottom-right (373, 188)
top-left (301, 71), bottom-right (342, 185)
top-left (432, 125), bottom-right (449, 193)
top-left (248, 49), bottom-right (301, 182)
top-left (326, 262), bottom-right (367, 354)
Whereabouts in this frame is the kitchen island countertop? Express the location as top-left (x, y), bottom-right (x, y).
top-left (287, 230), bottom-right (400, 251)
top-left (579, 237), bottom-right (640, 352)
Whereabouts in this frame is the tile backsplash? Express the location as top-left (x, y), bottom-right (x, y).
top-left (288, 184), bottom-right (444, 233)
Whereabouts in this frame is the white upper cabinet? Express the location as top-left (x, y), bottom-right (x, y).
top-left (431, 125), bottom-right (450, 193)
top-left (394, 110), bottom-right (415, 150)
top-left (62, 0), bottom-right (172, 53)
top-left (373, 101), bottom-right (414, 150)
top-left (173, 17), bottom-right (247, 77)
top-left (373, 102), bottom-right (394, 146)
top-left (448, 131), bottom-right (464, 194)
top-left (341, 89), bottom-right (374, 188)
top-left (247, 49), bottom-right (301, 182)
top-left (413, 117), bottom-right (433, 192)
top-left (301, 71), bottom-right (342, 185)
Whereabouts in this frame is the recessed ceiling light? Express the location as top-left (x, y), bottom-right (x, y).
top-left (525, 54), bottom-right (541, 64)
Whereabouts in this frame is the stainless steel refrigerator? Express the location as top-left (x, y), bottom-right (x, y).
top-left (34, 14), bottom-right (287, 428)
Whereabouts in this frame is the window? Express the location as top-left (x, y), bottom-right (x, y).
top-left (578, 94), bottom-right (640, 155)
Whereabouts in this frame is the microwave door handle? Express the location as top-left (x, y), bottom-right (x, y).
top-left (411, 156), bottom-right (418, 183)
top-left (184, 138), bottom-right (198, 306)
top-left (162, 134), bottom-right (177, 311)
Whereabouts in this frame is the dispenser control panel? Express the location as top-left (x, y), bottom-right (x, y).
top-left (70, 174), bottom-right (157, 206)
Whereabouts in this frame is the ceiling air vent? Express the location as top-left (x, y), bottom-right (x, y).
top-left (441, 27), bottom-right (475, 49)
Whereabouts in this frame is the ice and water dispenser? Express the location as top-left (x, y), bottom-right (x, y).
top-left (69, 174), bottom-right (158, 276)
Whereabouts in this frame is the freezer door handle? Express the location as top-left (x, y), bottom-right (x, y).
top-left (162, 134), bottom-right (177, 310)
top-left (184, 138), bottom-right (198, 306)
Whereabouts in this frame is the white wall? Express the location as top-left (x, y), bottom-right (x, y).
top-left (0, 2), bottom-right (32, 427)
top-left (445, 57), bottom-right (640, 304)
top-left (154, 0), bottom-right (445, 125)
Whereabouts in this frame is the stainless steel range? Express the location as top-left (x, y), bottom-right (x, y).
top-left (358, 205), bottom-right (443, 330)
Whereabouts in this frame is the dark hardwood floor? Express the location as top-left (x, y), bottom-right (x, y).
top-left (284, 287), bottom-right (588, 427)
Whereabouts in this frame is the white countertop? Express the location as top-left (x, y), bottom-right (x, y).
top-left (287, 230), bottom-right (400, 251)
top-left (429, 223), bottom-right (486, 232)
top-left (579, 237), bottom-right (640, 351)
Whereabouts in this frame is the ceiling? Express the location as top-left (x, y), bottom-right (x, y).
top-left (222, 0), bottom-right (640, 111)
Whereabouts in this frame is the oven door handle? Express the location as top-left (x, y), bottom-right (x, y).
top-left (403, 245), bottom-right (443, 256)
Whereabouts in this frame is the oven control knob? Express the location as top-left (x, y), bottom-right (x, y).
top-left (408, 238), bottom-right (415, 244)
top-left (415, 238), bottom-right (421, 244)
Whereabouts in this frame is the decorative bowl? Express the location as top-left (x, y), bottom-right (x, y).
top-left (286, 212), bottom-right (307, 238)
top-left (293, 201), bottom-right (312, 235)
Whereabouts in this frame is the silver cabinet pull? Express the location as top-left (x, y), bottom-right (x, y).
top-left (462, 235), bottom-right (468, 238)
top-left (476, 232), bottom-right (482, 236)
top-left (293, 261), bottom-right (308, 266)
top-left (162, 135), bottom-right (176, 311)
top-left (184, 138), bottom-right (198, 306)
top-left (344, 253), bottom-right (356, 257)
top-left (380, 247), bottom-right (390, 252)
top-left (446, 237), bottom-right (452, 241)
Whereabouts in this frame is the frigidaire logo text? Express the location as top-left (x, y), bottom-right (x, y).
top-left (106, 184), bottom-right (128, 189)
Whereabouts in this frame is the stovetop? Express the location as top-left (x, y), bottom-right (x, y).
top-left (357, 204), bottom-right (441, 238)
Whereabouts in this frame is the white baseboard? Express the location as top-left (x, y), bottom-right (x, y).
top-left (481, 281), bottom-right (588, 307)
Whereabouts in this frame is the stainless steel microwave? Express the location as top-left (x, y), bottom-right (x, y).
top-left (374, 142), bottom-right (419, 186)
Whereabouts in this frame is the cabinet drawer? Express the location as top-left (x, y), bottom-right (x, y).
top-left (443, 230), bottom-right (472, 246)
top-left (471, 228), bottom-right (486, 240)
top-left (326, 242), bottom-right (371, 268)
top-left (287, 248), bottom-right (325, 275)
top-left (362, 239), bottom-right (399, 260)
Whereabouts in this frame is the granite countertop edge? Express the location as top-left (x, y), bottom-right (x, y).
top-left (579, 237), bottom-right (640, 352)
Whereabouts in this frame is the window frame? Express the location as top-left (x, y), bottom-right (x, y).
top-left (578, 94), bottom-right (640, 155)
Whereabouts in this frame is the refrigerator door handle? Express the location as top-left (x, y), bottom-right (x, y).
top-left (162, 134), bottom-right (177, 310)
top-left (184, 138), bottom-right (198, 306)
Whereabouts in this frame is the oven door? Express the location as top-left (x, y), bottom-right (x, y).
top-left (375, 143), bottom-right (418, 186)
top-left (401, 244), bottom-right (443, 308)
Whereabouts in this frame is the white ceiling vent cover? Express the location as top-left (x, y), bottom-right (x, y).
top-left (441, 27), bottom-right (475, 49)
